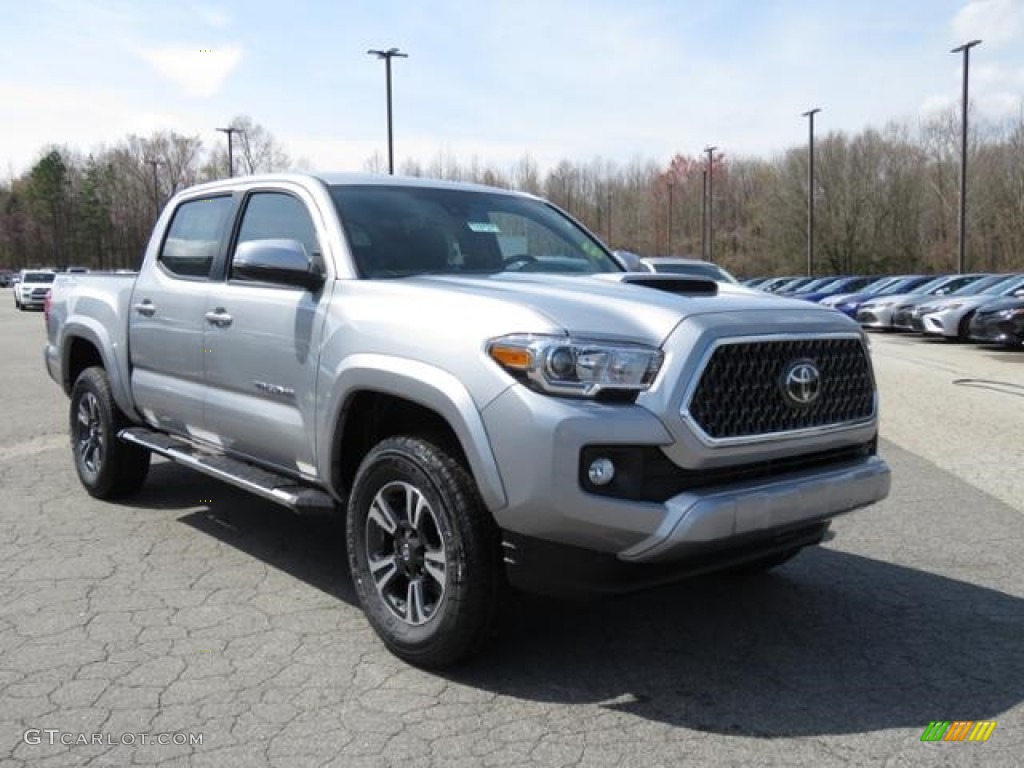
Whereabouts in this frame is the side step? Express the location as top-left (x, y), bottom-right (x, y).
top-left (119, 427), bottom-right (339, 516)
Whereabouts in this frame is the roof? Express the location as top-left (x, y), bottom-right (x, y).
top-left (172, 172), bottom-right (533, 200)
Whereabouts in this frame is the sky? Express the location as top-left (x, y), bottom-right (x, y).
top-left (1, 0), bottom-right (1023, 178)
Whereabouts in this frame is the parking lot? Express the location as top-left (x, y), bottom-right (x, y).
top-left (1, 301), bottom-right (1021, 767)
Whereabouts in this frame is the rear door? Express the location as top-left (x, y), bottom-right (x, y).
top-left (201, 186), bottom-right (333, 478)
top-left (128, 193), bottom-right (235, 438)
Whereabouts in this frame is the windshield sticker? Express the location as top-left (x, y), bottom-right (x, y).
top-left (467, 221), bottom-right (501, 233)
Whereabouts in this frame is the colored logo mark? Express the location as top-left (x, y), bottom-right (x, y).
top-left (920, 720), bottom-right (997, 742)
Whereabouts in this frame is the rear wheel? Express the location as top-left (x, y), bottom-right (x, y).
top-left (346, 436), bottom-right (501, 668)
top-left (69, 367), bottom-right (150, 499)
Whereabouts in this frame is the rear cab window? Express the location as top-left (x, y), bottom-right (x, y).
top-left (159, 196), bottom-right (234, 279)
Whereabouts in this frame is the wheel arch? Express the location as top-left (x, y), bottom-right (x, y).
top-left (321, 356), bottom-right (508, 513)
top-left (61, 320), bottom-right (135, 418)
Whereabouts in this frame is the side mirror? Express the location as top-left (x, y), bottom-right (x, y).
top-left (233, 239), bottom-right (325, 290)
top-left (612, 250), bottom-right (647, 272)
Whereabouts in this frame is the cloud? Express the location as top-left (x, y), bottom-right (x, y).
top-left (195, 5), bottom-right (230, 29)
top-left (952, 0), bottom-right (1024, 48)
top-left (137, 44), bottom-right (243, 98)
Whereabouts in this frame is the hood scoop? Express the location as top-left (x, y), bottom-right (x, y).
top-left (595, 273), bottom-right (719, 297)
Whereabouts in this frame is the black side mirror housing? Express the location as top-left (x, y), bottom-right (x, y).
top-left (233, 239), bottom-right (325, 291)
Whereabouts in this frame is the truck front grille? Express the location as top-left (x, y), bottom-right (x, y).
top-left (685, 336), bottom-right (874, 440)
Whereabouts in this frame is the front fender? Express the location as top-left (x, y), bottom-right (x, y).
top-left (319, 353), bottom-right (508, 512)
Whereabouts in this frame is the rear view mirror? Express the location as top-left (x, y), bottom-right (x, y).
top-left (233, 239), bottom-right (325, 290)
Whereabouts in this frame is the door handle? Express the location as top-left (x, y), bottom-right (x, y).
top-left (133, 301), bottom-right (156, 317)
top-left (204, 309), bottom-right (233, 328)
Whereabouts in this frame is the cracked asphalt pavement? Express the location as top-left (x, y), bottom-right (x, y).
top-left (1, 302), bottom-right (1021, 767)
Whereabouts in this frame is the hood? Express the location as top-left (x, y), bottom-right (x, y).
top-left (390, 272), bottom-right (843, 345)
top-left (923, 294), bottom-right (997, 311)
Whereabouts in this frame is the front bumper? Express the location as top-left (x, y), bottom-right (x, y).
top-left (921, 310), bottom-right (959, 337)
top-left (618, 454), bottom-right (889, 562)
top-left (969, 316), bottom-right (1024, 346)
top-left (856, 306), bottom-right (895, 328)
top-left (482, 383), bottom-right (890, 567)
top-left (891, 307), bottom-right (918, 331)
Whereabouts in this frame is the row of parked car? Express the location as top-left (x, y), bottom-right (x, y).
top-left (744, 272), bottom-right (1024, 347)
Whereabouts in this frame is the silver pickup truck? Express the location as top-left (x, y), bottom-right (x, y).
top-left (45, 173), bottom-right (890, 667)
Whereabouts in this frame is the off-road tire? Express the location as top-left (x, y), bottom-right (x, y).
top-left (347, 436), bottom-right (501, 668)
top-left (69, 366), bottom-right (150, 499)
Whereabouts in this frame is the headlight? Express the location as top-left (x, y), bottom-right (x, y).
top-left (942, 303), bottom-right (963, 311)
top-left (1002, 308), bottom-right (1024, 319)
top-left (487, 333), bottom-right (663, 398)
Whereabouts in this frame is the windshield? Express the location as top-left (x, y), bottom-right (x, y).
top-left (805, 278), bottom-right (843, 293)
top-left (988, 274), bottom-right (1024, 294)
top-left (330, 185), bottom-right (621, 277)
top-left (793, 277), bottom-right (837, 293)
top-left (875, 276), bottom-right (928, 296)
top-left (949, 274), bottom-right (1006, 296)
top-left (23, 272), bottom-right (55, 283)
top-left (926, 274), bottom-right (984, 295)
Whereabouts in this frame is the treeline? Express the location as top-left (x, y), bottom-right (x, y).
top-left (0, 116), bottom-right (289, 271)
top-left (2, 110), bottom-right (1022, 277)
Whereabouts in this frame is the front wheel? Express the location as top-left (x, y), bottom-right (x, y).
top-left (346, 436), bottom-right (501, 668)
top-left (69, 367), bottom-right (150, 499)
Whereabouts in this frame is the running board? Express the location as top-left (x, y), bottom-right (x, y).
top-left (119, 427), bottom-right (338, 516)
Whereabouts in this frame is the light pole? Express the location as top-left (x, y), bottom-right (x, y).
top-left (367, 47), bottom-right (408, 175)
top-left (802, 107), bottom-right (821, 277)
top-left (703, 146), bottom-right (718, 263)
top-left (667, 181), bottom-right (674, 255)
top-left (216, 126), bottom-right (241, 177)
top-left (951, 39), bottom-right (981, 274)
top-left (700, 169), bottom-right (707, 260)
top-left (144, 157), bottom-right (163, 216)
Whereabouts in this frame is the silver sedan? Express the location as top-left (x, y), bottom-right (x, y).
top-left (919, 274), bottom-right (1024, 339)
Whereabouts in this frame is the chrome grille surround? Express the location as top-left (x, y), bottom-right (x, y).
top-left (681, 333), bottom-right (876, 446)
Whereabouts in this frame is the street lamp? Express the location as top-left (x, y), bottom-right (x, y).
top-left (703, 145), bottom-right (718, 263)
top-left (667, 180), bottom-right (674, 255)
top-left (802, 107), bottom-right (821, 277)
top-left (367, 47), bottom-right (408, 175)
top-left (216, 126), bottom-right (242, 177)
top-left (951, 39), bottom-right (981, 274)
top-left (700, 169), bottom-right (707, 260)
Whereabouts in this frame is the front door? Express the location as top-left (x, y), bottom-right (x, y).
top-left (202, 188), bottom-right (332, 479)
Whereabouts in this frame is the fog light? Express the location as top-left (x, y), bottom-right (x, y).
top-left (587, 458), bottom-right (615, 486)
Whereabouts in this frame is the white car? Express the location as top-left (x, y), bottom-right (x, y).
top-left (918, 274), bottom-right (1024, 339)
top-left (13, 270), bottom-right (56, 310)
top-left (639, 256), bottom-right (741, 284)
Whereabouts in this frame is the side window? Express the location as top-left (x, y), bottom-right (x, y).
top-left (232, 192), bottom-right (321, 279)
top-left (159, 196), bottom-right (233, 278)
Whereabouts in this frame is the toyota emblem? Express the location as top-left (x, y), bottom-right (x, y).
top-left (781, 360), bottom-right (821, 406)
